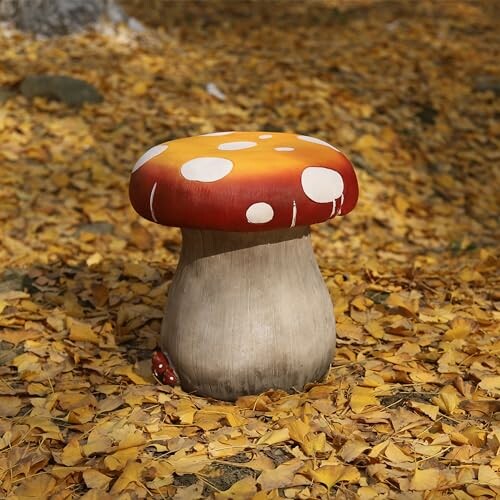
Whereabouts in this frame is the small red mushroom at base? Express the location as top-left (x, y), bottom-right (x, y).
top-left (152, 347), bottom-right (178, 386)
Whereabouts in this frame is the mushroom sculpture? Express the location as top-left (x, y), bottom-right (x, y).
top-left (129, 131), bottom-right (358, 401)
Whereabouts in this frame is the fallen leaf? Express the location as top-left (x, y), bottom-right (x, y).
top-left (309, 464), bottom-right (361, 489)
top-left (257, 458), bottom-right (303, 491)
top-left (433, 385), bottom-right (461, 415)
top-left (408, 401), bottom-right (440, 420)
top-left (339, 438), bottom-right (370, 462)
top-left (113, 365), bottom-right (150, 385)
top-left (365, 320), bottom-right (385, 339)
top-left (104, 447), bottom-right (141, 471)
top-left (443, 317), bottom-right (476, 340)
top-left (13, 473), bottom-right (56, 497)
top-left (214, 476), bottom-right (257, 499)
top-left (410, 468), bottom-right (440, 491)
top-left (110, 460), bottom-right (144, 494)
top-left (257, 428), bottom-right (290, 446)
top-left (69, 319), bottom-right (100, 345)
top-left (384, 442), bottom-right (413, 463)
top-left (0, 396), bottom-right (22, 417)
top-left (0, 329), bottom-right (42, 345)
top-left (478, 376), bottom-right (500, 395)
top-left (350, 387), bottom-right (379, 413)
top-left (83, 468), bottom-right (113, 489)
top-left (61, 438), bottom-right (84, 466)
top-left (86, 252), bottom-right (103, 267)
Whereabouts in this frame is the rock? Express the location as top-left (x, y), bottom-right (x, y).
top-left (0, 269), bottom-right (26, 293)
top-left (75, 222), bottom-right (115, 235)
top-left (20, 75), bottom-right (103, 107)
top-left (473, 76), bottom-right (500, 96)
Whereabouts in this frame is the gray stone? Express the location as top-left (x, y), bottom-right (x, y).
top-left (20, 75), bottom-right (103, 107)
top-left (473, 76), bottom-right (500, 96)
top-left (75, 222), bottom-right (115, 235)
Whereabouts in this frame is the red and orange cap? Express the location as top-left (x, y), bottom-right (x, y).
top-left (129, 131), bottom-right (358, 231)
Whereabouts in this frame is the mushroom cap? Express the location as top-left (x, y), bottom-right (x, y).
top-left (129, 131), bottom-right (358, 231)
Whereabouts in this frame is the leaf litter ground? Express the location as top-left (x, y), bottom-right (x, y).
top-left (0, 0), bottom-right (499, 498)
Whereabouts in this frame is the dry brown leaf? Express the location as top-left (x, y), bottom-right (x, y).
top-left (213, 476), bottom-right (258, 499)
top-left (257, 428), bottom-right (290, 446)
top-left (104, 446), bottom-right (141, 471)
top-left (433, 385), bottom-right (461, 415)
top-left (113, 365), bottom-right (150, 385)
top-left (410, 468), bottom-right (440, 491)
top-left (257, 458), bottom-right (303, 491)
top-left (86, 252), bottom-right (103, 267)
top-left (68, 319), bottom-right (100, 345)
top-left (443, 317), bottom-right (476, 340)
top-left (0, 396), bottom-right (22, 417)
top-left (408, 401), bottom-right (440, 420)
top-left (387, 292), bottom-right (419, 315)
top-left (477, 465), bottom-right (500, 487)
top-left (0, 329), bottom-right (42, 345)
top-left (350, 386), bottom-right (379, 413)
top-left (13, 473), bottom-right (56, 497)
top-left (338, 438), bottom-right (369, 462)
top-left (459, 269), bottom-right (484, 283)
top-left (173, 482), bottom-right (204, 500)
top-left (478, 375), bottom-right (500, 395)
top-left (237, 452), bottom-right (276, 472)
top-left (285, 418), bottom-right (310, 446)
top-left (208, 435), bottom-right (250, 458)
top-left (51, 465), bottom-right (88, 479)
top-left (167, 452), bottom-right (211, 474)
top-left (235, 394), bottom-right (272, 411)
top-left (309, 464), bottom-right (361, 489)
top-left (61, 438), bottom-right (84, 466)
top-left (83, 468), bottom-right (113, 489)
top-left (22, 415), bottom-right (63, 441)
top-left (384, 442), bottom-right (413, 463)
top-left (109, 460), bottom-right (144, 494)
top-left (365, 320), bottom-right (385, 339)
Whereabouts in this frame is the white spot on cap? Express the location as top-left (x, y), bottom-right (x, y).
top-left (132, 144), bottom-right (168, 173)
top-left (301, 167), bottom-right (344, 203)
top-left (274, 147), bottom-right (294, 152)
top-left (290, 200), bottom-right (297, 227)
top-left (150, 182), bottom-right (158, 222)
top-left (202, 131), bottom-right (234, 136)
top-left (330, 199), bottom-right (336, 217)
top-left (297, 135), bottom-right (341, 152)
top-left (246, 202), bottom-right (274, 224)
top-left (181, 157), bottom-right (233, 182)
top-left (218, 141), bottom-right (257, 151)
top-left (259, 134), bottom-right (272, 139)
top-left (338, 194), bottom-right (345, 215)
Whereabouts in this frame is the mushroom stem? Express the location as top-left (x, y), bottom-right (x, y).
top-left (161, 226), bottom-right (335, 401)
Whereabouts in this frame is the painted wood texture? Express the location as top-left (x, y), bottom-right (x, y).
top-left (160, 226), bottom-right (335, 401)
top-left (130, 131), bottom-right (358, 231)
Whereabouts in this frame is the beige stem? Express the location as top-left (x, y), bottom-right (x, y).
top-left (161, 226), bottom-right (335, 401)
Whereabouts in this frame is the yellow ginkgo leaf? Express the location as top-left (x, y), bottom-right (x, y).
top-left (310, 465), bottom-right (361, 489)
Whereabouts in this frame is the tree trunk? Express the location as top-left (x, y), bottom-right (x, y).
top-left (0, 0), bottom-right (123, 36)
